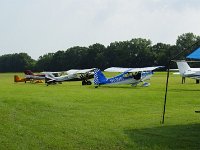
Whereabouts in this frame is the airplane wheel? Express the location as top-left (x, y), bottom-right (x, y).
top-left (82, 81), bottom-right (86, 85)
top-left (87, 81), bottom-right (92, 85)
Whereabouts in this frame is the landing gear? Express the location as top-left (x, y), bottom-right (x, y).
top-left (82, 80), bottom-right (86, 85)
top-left (196, 80), bottom-right (199, 84)
top-left (141, 82), bottom-right (150, 87)
top-left (82, 80), bottom-right (92, 85)
top-left (86, 80), bottom-right (92, 85)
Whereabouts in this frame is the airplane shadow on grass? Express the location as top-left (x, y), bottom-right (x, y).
top-left (124, 124), bottom-right (200, 150)
top-left (93, 85), bottom-right (145, 89)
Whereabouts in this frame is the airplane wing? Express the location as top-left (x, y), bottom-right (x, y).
top-left (65, 69), bottom-right (79, 74)
top-left (128, 66), bottom-right (164, 72)
top-left (41, 71), bottom-right (63, 77)
top-left (104, 67), bottom-right (132, 72)
top-left (66, 68), bottom-right (96, 74)
top-left (76, 68), bottom-right (96, 74)
top-left (104, 66), bottom-right (164, 73)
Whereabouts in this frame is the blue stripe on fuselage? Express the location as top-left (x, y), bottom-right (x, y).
top-left (100, 71), bottom-right (138, 85)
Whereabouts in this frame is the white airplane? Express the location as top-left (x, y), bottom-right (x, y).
top-left (174, 60), bottom-right (200, 83)
top-left (45, 68), bottom-right (95, 86)
top-left (93, 66), bottom-right (164, 88)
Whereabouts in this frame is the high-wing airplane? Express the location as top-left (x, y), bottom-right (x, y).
top-left (93, 66), bottom-right (164, 88)
top-left (174, 60), bottom-right (200, 83)
top-left (45, 68), bottom-right (95, 86)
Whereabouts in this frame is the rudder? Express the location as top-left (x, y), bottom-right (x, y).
top-left (94, 69), bottom-right (107, 85)
top-left (176, 60), bottom-right (191, 75)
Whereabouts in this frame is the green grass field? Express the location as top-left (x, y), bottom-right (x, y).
top-left (0, 72), bottom-right (200, 150)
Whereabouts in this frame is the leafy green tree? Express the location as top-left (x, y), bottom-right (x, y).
top-left (87, 43), bottom-right (106, 69)
top-left (0, 53), bottom-right (35, 72)
top-left (129, 38), bottom-right (153, 67)
top-left (35, 53), bottom-right (54, 71)
top-left (1, 32), bottom-right (200, 72)
top-left (176, 33), bottom-right (200, 59)
top-left (151, 43), bottom-right (171, 66)
top-left (105, 41), bottom-right (130, 67)
top-left (64, 46), bottom-right (88, 70)
top-left (50, 51), bottom-right (66, 71)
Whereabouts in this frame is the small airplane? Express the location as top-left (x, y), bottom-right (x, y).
top-left (24, 70), bottom-right (45, 82)
top-left (93, 66), bottom-right (164, 88)
top-left (174, 60), bottom-right (200, 84)
top-left (14, 75), bottom-right (43, 83)
top-left (14, 70), bottom-right (60, 83)
top-left (45, 68), bottom-right (95, 86)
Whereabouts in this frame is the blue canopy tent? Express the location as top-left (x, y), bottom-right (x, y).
top-left (187, 47), bottom-right (200, 59)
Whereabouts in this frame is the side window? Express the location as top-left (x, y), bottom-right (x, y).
top-left (123, 72), bottom-right (133, 78)
top-left (123, 73), bottom-right (129, 78)
top-left (133, 72), bottom-right (141, 80)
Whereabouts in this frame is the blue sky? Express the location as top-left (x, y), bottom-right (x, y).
top-left (0, 0), bottom-right (200, 59)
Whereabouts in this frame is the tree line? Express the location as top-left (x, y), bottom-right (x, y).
top-left (1, 33), bottom-right (200, 72)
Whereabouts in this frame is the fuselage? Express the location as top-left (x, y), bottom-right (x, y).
top-left (46, 72), bottom-right (94, 82)
top-left (182, 70), bottom-right (200, 79)
top-left (99, 71), bottom-right (153, 85)
top-left (25, 74), bottom-right (45, 80)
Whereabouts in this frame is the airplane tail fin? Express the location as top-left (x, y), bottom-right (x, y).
top-left (176, 60), bottom-right (191, 75)
top-left (14, 75), bottom-right (25, 82)
top-left (24, 70), bottom-right (34, 75)
top-left (94, 69), bottom-right (107, 85)
top-left (14, 75), bottom-right (20, 82)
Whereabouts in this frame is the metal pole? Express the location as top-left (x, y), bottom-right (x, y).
top-left (161, 61), bottom-right (171, 124)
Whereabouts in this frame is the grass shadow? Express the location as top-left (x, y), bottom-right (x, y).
top-left (94, 84), bottom-right (145, 89)
top-left (169, 88), bottom-right (200, 92)
top-left (124, 124), bottom-right (200, 150)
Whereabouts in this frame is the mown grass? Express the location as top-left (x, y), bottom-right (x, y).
top-left (0, 72), bottom-right (200, 150)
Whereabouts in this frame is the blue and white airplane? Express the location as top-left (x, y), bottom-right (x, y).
top-left (94, 66), bottom-right (163, 88)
